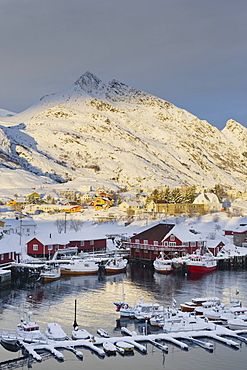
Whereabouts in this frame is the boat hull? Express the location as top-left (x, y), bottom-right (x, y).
top-left (187, 265), bottom-right (217, 274)
top-left (154, 267), bottom-right (174, 274)
top-left (105, 267), bottom-right (126, 274)
top-left (60, 269), bottom-right (98, 275)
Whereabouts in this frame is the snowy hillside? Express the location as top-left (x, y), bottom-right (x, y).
top-left (1, 71), bottom-right (247, 192)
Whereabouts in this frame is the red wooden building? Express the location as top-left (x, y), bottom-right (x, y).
top-left (124, 223), bottom-right (208, 261)
top-left (26, 233), bottom-right (107, 258)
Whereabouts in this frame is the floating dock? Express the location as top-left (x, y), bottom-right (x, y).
top-left (2, 323), bottom-right (247, 363)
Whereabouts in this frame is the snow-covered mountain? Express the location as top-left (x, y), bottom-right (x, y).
top-left (1, 71), bottom-right (247, 192)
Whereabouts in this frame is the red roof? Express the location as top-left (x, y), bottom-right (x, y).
top-left (131, 223), bottom-right (175, 242)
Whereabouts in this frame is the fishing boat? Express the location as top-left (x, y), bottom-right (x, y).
top-left (45, 322), bottom-right (67, 341)
top-left (153, 252), bottom-right (174, 274)
top-left (40, 264), bottom-right (61, 282)
top-left (105, 257), bottom-right (128, 274)
top-left (1, 311), bottom-right (44, 346)
top-left (103, 341), bottom-right (117, 354)
top-left (186, 254), bottom-right (217, 274)
top-left (60, 258), bottom-right (99, 275)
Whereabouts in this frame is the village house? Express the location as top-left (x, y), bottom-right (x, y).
top-left (0, 234), bottom-right (21, 265)
top-left (26, 231), bottom-right (107, 258)
top-left (146, 200), bottom-right (205, 216)
top-left (123, 222), bottom-right (210, 262)
top-left (193, 192), bottom-right (221, 213)
top-left (0, 218), bottom-right (37, 237)
top-left (118, 201), bottom-right (142, 215)
top-left (223, 217), bottom-right (247, 238)
top-left (232, 225), bottom-right (247, 247)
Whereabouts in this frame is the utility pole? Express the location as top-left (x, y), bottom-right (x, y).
top-left (64, 212), bottom-right (67, 233)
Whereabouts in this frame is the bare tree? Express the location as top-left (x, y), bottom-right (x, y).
top-left (69, 219), bottom-right (83, 232)
top-left (55, 219), bottom-right (65, 233)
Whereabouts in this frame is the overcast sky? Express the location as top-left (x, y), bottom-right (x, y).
top-left (0, 0), bottom-right (246, 129)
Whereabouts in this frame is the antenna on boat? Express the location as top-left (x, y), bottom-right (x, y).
top-left (73, 299), bottom-right (78, 329)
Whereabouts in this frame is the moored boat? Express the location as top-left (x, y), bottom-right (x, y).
top-left (40, 264), bottom-right (61, 282)
top-left (186, 254), bottom-right (217, 274)
top-left (1, 311), bottom-right (44, 346)
top-left (115, 341), bottom-right (134, 353)
top-left (60, 258), bottom-right (99, 275)
top-left (103, 341), bottom-right (117, 354)
top-left (153, 252), bottom-right (174, 274)
top-left (45, 322), bottom-right (67, 341)
top-left (105, 257), bottom-right (128, 274)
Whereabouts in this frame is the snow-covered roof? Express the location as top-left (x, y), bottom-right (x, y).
top-left (164, 224), bottom-right (206, 242)
top-left (0, 234), bottom-right (22, 254)
top-left (193, 192), bottom-right (220, 204)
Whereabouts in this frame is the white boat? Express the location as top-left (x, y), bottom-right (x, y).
top-left (134, 299), bottom-right (164, 321)
top-left (45, 323), bottom-right (67, 341)
top-left (118, 303), bottom-right (135, 318)
top-left (103, 341), bottom-right (117, 354)
top-left (72, 326), bottom-right (92, 340)
top-left (227, 316), bottom-right (247, 330)
top-left (153, 252), bottom-right (174, 274)
top-left (1, 311), bottom-right (44, 346)
top-left (97, 328), bottom-right (110, 338)
top-left (162, 315), bottom-right (211, 333)
top-left (105, 257), bottom-right (128, 274)
top-left (40, 264), bottom-right (61, 282)
top-left (60, 258), bottom-right (99, 275)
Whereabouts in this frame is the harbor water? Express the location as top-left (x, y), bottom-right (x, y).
top-left (1, 265), bottom-right (247, 369)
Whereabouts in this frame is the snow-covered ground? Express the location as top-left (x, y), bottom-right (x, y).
top-left (1, 208), bottom-right (246, 262)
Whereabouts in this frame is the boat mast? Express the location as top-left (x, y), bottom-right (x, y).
top-left (73, 299), bottom-right (78, 328)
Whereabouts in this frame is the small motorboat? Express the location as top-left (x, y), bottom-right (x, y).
top-left (105, 257), bottom-right (128, 274)
top-left (60, 258), bottom-right (99, 275)
top-left (153, 252), bottom-right (174, 274)
top-left (97, 328), bottom-right (110, 338)
top-left (72, 326), bottom-right (92, 340)
top-left (115, 341), bottom-right (134, 353)
top-left (227, 317), bottom-right (247, 330)
top-left (103, 341), bottom-right (117, 355)
top-left (40, 264), bottom-right (61, 282)
top-left (45, 323), bottom-right (67, 341)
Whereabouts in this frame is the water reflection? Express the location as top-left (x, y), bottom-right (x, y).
top-left (0, 267), bottom-right (247, 369)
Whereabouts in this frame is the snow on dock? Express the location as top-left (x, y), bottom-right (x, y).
top-left (2, 324), bottom-right (247, 363)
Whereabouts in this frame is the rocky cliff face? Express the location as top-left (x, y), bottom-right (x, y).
top-left (0, 71), bottom-right (246, 190)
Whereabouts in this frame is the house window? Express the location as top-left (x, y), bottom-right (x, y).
top-left (190, 242), bottom-right (196, 247)
top-left (9, 253), bottom-right (11, 259)
top-left (163, 241), bottom-right (168, 247)
top-left (144, 240), bottom-right (148, 244)
top-left (198, 241), bottom-right (204, 246)
top-left (27, 228), bottom-right (30, 233)
top-left (48, 245), bottom-right (53, 251)
top-left (154, 241), bottom-right (158, 246)
top-left (80, 241), bottom-right (84, 246)
top-left (135, 239), bottom-right (140, 244)
top-left (33, 244), bottom-right (38, 251)
top-left (1, 254), bottom-right (4, 260)
top-left (170, 235), bottom-right (175, 241)
top-left (90, 240), bottom-right (94, 245)
top-left (183, 242), bottom-right (188, 247)
top-left (169, 242), bottom-right (176, 247)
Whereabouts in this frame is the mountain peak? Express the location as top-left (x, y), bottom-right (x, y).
top-left (74, 71), bottom-right (105, 94)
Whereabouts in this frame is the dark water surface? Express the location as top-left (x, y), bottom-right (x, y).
top-left (1, 266), bottom-right (247, 369)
